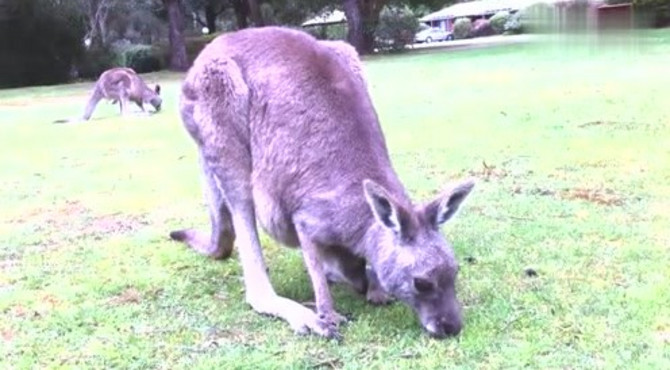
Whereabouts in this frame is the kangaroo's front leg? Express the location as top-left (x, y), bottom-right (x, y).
top-left (296, 225), bottom-right (348, 337)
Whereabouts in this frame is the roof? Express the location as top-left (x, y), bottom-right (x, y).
top-left (301, 10), bottom-right (347, 27)
top-left (419, 0), bottom-right (558, 22)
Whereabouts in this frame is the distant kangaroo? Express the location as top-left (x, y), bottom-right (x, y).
top-left (54, 67), bottom-right (162, 123)
top-left (82, 67), bottom-right (162, 120)
top-left (170, 26), bottom-right (475, 339)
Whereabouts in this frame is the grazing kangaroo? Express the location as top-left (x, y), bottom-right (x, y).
top-left (170, 26), bottom-right (475, 339)
top-left (82, 67), bottom-right (162, 120)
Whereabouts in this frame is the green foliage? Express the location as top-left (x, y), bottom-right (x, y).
top-left (518, 2), bottom-right (559, 34)
top-left (99, 0), bottom-right (166, 45)
top-left (120, 45), bottom-right (165, 74)
top-left (0, 0), bottom-right (86, 88)
top-left (490, 10), bottom-right (511, 34)
top-left (453, 17), bottom-right (473, 39)
top-left (375, 5), bottom-right (420, 52)
top-left (305, 23), bottom-right (348, 41)
top-left (504, 12), bottom-right (524, 35)
top-left (75, 47), bottom-right (119, 80)
top-left (401, 0), bottom-right (453, 13)
top-left (630, 0), bottom-right (670, 27)
top-left (472, 19), bottom-right (495, 37)
top-left (261, 0), bottom-right (336, 26)
top-left (183, 33), bottom-right (221, 63)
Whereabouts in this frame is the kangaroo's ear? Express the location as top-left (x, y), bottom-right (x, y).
top-left (424, 178), bottom-right (475, 227)
top-left (155, 84), bottom-right (161, 94)
top-left (363, 179), bottom-right (405, 234)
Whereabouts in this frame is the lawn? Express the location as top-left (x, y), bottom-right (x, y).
top-left (1, 30), bottom-right (669, 369)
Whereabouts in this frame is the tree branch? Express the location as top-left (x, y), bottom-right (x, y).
top-left (214, 4), bottom-right (226, 17)
top-left (193, 12), bottom-right (207, 27)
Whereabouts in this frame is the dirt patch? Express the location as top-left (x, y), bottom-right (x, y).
top-left (523, 186), bottom-right (625, 206)
top-left (89, 213), bottom-right (148, 236)
top-left (578, 120), bottom-right (658, 131)
top-left (576, 160), bottom-right (610, 169)
top-left (5, 294), bottom-right (61, 320)
top-left (559, 187), bottom-right (624, 206)
top-left (1, 328), bottom-right (15, 343)
top-left (196, 324), bottom-right (266, 350)
top-left (467, 160), bottom-right (509, 181)
top-left (5, 304), bottom-right (30, 319)
top-left (0, 257), bottom-right (20, 270)
top-left (108, 287), bottom-right (142, 306)
top-left (655, 330), bottom-right (670, 344)
top-left (579, 120), bottom-right (619, 128)
top-left (18, 200), bottom-right (89, 226)
top-left (12, 200), bottom-right (149, 249)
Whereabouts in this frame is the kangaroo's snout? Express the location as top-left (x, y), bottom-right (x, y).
top-left (424, 316), bottom-right (462, 338)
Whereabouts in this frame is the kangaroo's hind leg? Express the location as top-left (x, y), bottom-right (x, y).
top-left (171, 56), bottom-right (340, 339)
top-left (170, 151), bottom-right (236, 260)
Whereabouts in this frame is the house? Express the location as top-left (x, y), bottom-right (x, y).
top-left (301, 10), bottom-right (347, 28)
top-left (419, 0), bottom-right (559, 31)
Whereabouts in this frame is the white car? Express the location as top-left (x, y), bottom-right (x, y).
top-left (414, 27), bottom-right (454, 43)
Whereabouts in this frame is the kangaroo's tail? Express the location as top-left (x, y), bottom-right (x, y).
top-left (81, 85), bottom-right (104, 121)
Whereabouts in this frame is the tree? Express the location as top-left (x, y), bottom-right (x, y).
top-left (247, 0), bottom-right (265, 26)
top-left (375, 5), bottom-right (419, 52)
top-left (81, 0), bottom-right (165, 47)
top-left (261, 0), bottom-right (334, 26)
top-left (186, 0), bottom-right (227, 32)
top-left (0, 0), bottom-right (86, 87)
top-left (630, 0), bottom-right (670, 27)
top-left (400, 0), bottom-right (451, 13)
top-left (162, 0), bottom-right (189, 71)
top-left (342, 0), bottom-right (389, 54)
top-left (231, 0), bottom-right (250, 28)
top-left (84, 0), bottom-right (114, 49)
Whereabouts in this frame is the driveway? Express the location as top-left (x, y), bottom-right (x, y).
top-left (409, 34), bottom-right (539, 52)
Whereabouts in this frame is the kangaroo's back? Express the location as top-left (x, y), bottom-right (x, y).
top-left (182, 27), bottom-right (407, 210)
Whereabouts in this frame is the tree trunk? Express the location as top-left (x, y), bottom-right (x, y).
top-left (232, 0), bottom-right (249, 29)
top-left (204, 4), bottom-right (217, 32)
top-left (85, 0), bottom-right (111, 49)
top-left (163, 0), bottom-right (189, 71)
top-left (342, 0), bottom-right (386, 55)
top-left (343, 0), bottom-right (364, 53)
top-left (247, 0), bottom-right (264, 27)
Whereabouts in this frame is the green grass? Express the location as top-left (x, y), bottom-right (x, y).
top-left (2, 31), bottom-right (670, 369)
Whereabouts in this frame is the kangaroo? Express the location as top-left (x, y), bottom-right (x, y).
top-left (170, 26), bottom-right (475, 340)
top-left (84, 67), bottom-right (162, 120)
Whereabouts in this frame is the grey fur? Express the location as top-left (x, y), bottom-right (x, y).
top-left (170, 26), bottom-right (475, 339)
top-left (82, 67), bottom-right (162, 120)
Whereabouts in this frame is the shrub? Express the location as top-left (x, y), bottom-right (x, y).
top-left (374, 5), bottom-right (420, 52)
top-left (504, 12), bottom-right (523, 35)
top-left (453, 17), bottom-right (473, 39)
top-left (519, 2), bottom-right (559, 34)
top-left (183, 33), bottom-right (221, 63)
top-left (471, 19), bottom-right (495, 37)
top-left (490, 11), bottom-right (511, 34)
top-left (326, 24), bottom-right (348, 41)
top-left (305, 23), bottom-right (348, 41)
top-left (75, 46), bottom-right (119, 80)
top-left (120, 44), bottom-right (164, 74)
top-left (0, 0), bottom-right (86, 87)
top-left (629, 0), bottom-right (670, 27)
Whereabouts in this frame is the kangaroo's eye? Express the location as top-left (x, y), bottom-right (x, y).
top-left (413, 277), bottom-right (434, 293)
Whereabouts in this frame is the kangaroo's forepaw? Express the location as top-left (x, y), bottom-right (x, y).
top-left (250, 295), bottom-right (343, 340)
top-left (366, 288), bottom-right (394, 305)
